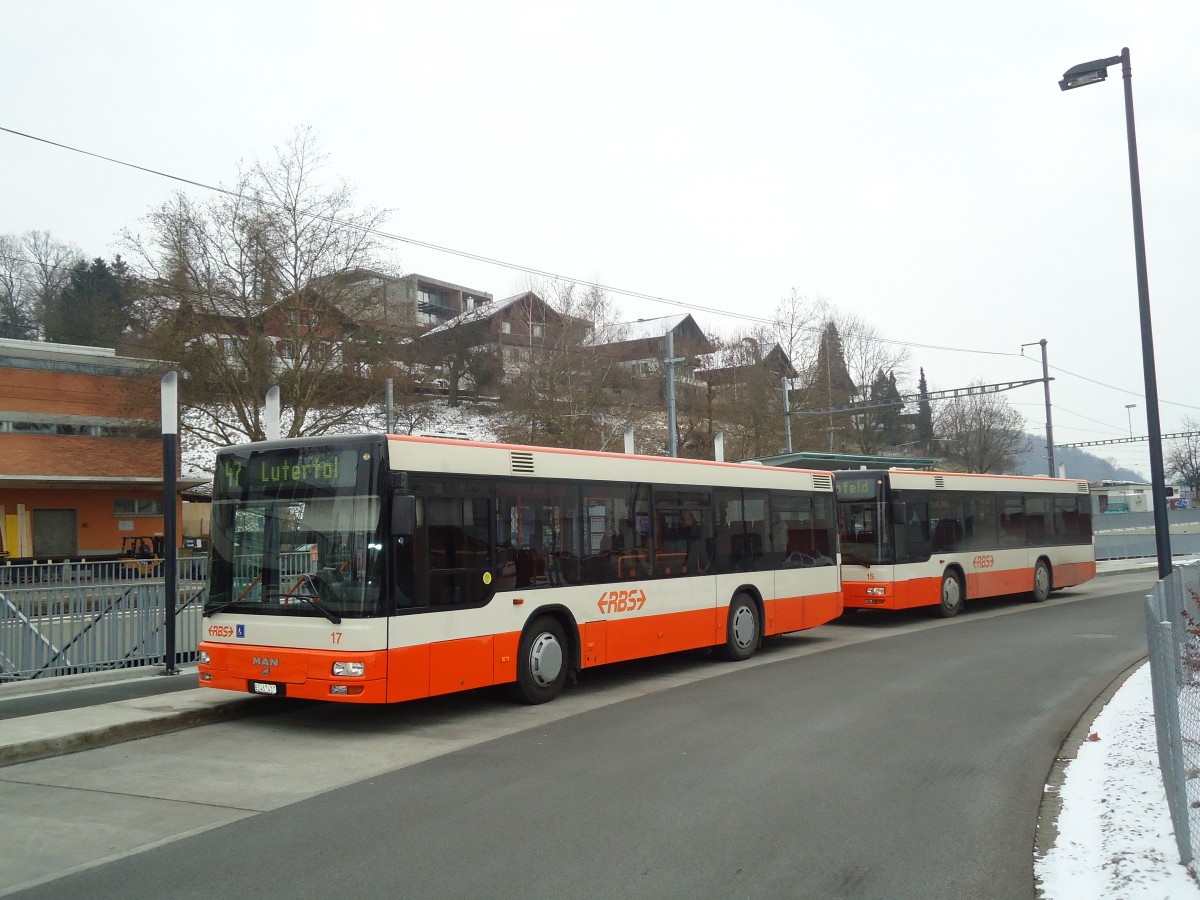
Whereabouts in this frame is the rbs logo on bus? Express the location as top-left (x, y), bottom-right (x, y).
top-left (597, 589), bottom-right (648, 614)
top-left (972, 555), bottom-right (996, 569)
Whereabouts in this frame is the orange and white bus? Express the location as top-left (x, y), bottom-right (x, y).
top-left (198, 434), bottom-right (841, 704)
top-left (835, 469), bottom-right (1095, 617)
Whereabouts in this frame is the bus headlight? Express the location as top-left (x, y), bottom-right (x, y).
top-left (865, 586), bottom-right (886, 596)
top-left (198, 650), bottom-right (210, 665)
top-left (332, 661), bottom-right (365, 677)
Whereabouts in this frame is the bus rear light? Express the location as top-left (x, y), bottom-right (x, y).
top-left (332, 661), bottom-right (365, 677)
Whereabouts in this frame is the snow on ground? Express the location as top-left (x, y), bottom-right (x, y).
top-left (1037, 662), bottom-right (1200, 898)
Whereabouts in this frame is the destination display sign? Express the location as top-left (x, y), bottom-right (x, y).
top-left (834, 477), bottom-right (881, 500)
top-left (219, 446), bottom-right (364, 494)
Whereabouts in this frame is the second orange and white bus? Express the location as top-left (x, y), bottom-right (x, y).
top-left (198, 434), bottom-right (842, 704)
top-left (835, 469), bottom-right (1095, 617)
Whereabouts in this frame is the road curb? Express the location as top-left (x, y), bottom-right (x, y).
top-left (0, 695), bottom-right (261, 769)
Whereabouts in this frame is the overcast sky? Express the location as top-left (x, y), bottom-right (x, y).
top-left (3, 1), bottom-right (1197, 477)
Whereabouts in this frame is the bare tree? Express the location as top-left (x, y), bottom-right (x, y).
top-left (934, 385), bottom-right (1031, 473)
top-left (0, 231), bottom-right (82, 339)
top-left (497, 281), bottom-right (646, 451)
top-left (833, 310), bottom-right (911, 454)
top-left (124, 128), bottom-right (398, 445)
top-left (697, 331), bottom-right (791, 460)
top-left (1166, 418), bottom-right (1200, 499)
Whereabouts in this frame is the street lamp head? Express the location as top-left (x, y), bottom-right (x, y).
top-left (1059, 55), bottom-right (1122, 91)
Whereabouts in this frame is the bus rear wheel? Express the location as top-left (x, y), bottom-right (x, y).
top-left (511, 616), bottom-right (568, 704)
top-left (935, 570), bottom-right (963, 618)
top-left (718, 593), bottom-right (761, 661)
top-left (1031, 559), bottom-right (1052, 603)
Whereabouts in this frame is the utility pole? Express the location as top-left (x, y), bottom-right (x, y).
top-left (781, 375), bottom-right (793, 454)
top-left (1022, 340), bottom-right (1055, 476)
top-left (665, 329), bottom-right (683, 457)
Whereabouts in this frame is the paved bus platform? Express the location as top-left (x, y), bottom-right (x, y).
top-left (0, 666), bottom-right (259, 768)
top-left (0, 557), bottom-right (1172, 769)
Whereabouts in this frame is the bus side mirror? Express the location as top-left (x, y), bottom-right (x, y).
top-left (392, 495), bottom-right (416, 535)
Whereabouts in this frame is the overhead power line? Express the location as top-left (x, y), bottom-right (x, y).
top-left (791, 378), bottom-right (1047, 416)
top-left (0, 123), bottom-right (1019, 358)
top-left (1056, 430), bottom-right (1199, 449)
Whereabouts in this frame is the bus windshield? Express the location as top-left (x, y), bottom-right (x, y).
top-left (205, 442), bottom-right (386, 619)
top-left (835, 474), bottom-right (893, 566)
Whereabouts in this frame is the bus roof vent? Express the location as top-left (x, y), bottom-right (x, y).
top-left (510, 451), bottom-right (535, 475)
top-left (1077, 481), bottom-right (1090, 493)
top-left (812, 473), bottom-right (833, 492)
top-left (934, 475), bottom-right (946, 489)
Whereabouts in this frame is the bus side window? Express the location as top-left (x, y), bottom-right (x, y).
top-left (392, 492), bottom-right (417, 609)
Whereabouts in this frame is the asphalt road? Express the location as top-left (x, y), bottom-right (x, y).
top-left (5, 573), bottom-right (1153, 899)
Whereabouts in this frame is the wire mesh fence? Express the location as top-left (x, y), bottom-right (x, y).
top-left (1144, 560), bottom-right (1200, 865)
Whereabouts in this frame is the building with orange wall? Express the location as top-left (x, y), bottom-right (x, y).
top-left (0, 338), bottom-right (198, 560)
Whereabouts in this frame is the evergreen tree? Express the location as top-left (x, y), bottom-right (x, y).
top-left (805, 321), bottom-right (856, 451)
top-left (916, 367), bottom-right (934, 452)
top-left (43, 256), bottom-right (135, 347)
top-left (879, 370), bottom-right (906, 447)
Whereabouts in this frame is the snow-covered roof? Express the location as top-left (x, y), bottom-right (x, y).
top-left (420, 291), bottom-right (540, 338)
top-left (611, 314), bottom-right (690, 343)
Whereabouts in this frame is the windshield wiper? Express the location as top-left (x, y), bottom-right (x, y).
top-left (287, 574), bottom-right (343, 624)
top-left (292, 592), bottom-right (342, 624)
top-left (203, 599), bottom-right (239, 618)
top-left (840, 551), bottom-right (872, 568)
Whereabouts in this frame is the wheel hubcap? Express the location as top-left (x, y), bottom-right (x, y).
top-left (732, 605), bottom-right (756, 649)
top-left (1036, 566), bottom-right (1049, 595)
top-left (529, 632), bottom-right (563, 687)
top-left (943, 578), bottom-right (960, 608)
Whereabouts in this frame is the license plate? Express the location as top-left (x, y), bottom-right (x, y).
top-left (250, 681), bottom-right (281, 696)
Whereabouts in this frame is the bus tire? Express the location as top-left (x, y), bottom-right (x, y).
top-left (935, 569), bottom-right (964, 618)
top-left (718, 593), bottom-right (760, 661)
top-left (1031, 559), bottom-right (1052, 603)
top-left (510, 616), bottom-right (568, 705)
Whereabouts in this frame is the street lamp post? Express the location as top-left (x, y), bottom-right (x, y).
top-left (1060, 47), bottom-right (1172, 578)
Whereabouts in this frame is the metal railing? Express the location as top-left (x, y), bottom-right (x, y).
top-left (1144, 560), bottom-right (1200, 864)
top-left (0, 558), bottom-right (208, 682)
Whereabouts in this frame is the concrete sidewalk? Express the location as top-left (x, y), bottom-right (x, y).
top-left (0, 556), bottom-right (1173, 770)
top-left (0, 667), bottom-right (260, 767)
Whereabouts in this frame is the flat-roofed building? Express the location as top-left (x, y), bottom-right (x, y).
top-left (0, 339), bottom-right (197, 560)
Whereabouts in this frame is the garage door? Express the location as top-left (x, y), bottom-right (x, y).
top-left (32, 509), bottom-right (79, 558)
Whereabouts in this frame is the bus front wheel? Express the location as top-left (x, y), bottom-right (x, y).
top-left (1031, 559), bottom-right (1052, 603)
top-left (718, 593), bottom-right (761, 661)
top-left (511, 616), bottom-right (568, 704)
top-left (935, 570), bottom-right (964, 618)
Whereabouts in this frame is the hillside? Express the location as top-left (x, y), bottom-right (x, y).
top-left (1013, 438), bottom-right (1146, 483)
